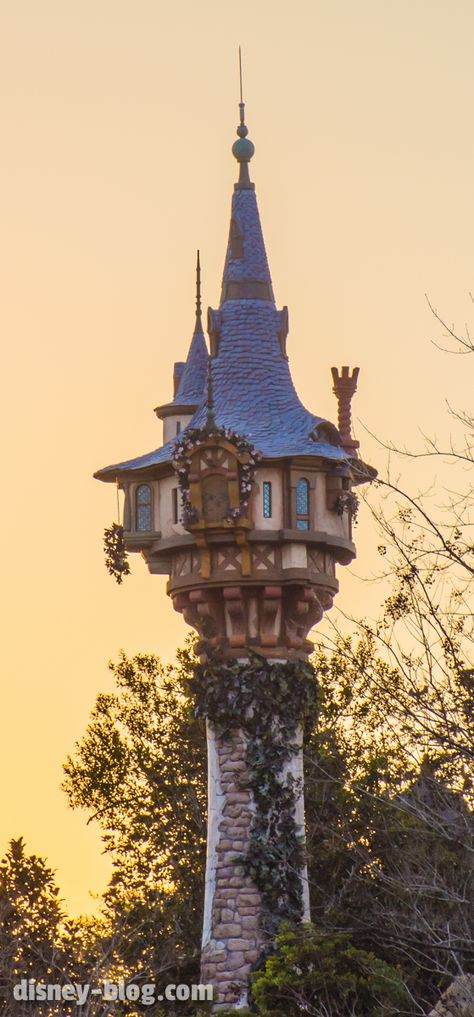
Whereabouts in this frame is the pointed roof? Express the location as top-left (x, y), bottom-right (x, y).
top-left (220, 101), bottom-right (274, 305)
top-left (154, 252), bottom-right (208, 419)
top-left (95, 107), bottom-right (347, 482)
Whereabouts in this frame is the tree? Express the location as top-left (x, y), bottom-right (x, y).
top-left (58, 629), bottom-right (474, 1015)
top-left (302, 646), bottom-right (474, 1014)
top-left (0, 838), bottom-right (63, 1013)
top-left (62, 642), bottom-right (208, 1004)
top-left (299, 307), bottom-right (474, 1013)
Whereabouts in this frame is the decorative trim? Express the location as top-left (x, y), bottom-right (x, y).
top-left (172, 426), bottom-right (261, 527)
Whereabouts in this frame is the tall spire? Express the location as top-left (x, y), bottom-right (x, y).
top-left (219, 61), bottom-right (274, 305)
top-left (232, 47), bottom-right (255, 191)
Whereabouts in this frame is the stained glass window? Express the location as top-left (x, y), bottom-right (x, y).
top-left (296, 478), bottom-right (310, 530)
top-left (263, 481), bottom-right (272, 519)
top-left (136, 485), bottom-right (152, 531)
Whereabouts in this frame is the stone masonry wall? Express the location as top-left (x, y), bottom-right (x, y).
top-left (201, 724), bottom-right (265, 1010)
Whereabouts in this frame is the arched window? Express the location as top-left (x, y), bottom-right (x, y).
top-left (296, 478), bottom-right (310, 530)
top-left (136, 484), bottom-right (152, 531)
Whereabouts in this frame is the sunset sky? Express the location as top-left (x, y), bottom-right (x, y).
top-left (1, 1), bottom-right (473, 915)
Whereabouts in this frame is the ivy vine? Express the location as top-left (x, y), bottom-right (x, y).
top-left (334, 491), bottom-right (359, 523)
top-left (172, 426), bottom-right (261, 526)
top-left (189, 653), bottom-right (319, 939)
top-left (103, 523), bottom-right (131, 584)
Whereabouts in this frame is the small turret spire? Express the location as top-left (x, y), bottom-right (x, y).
top-left (232, 47), bottom-right (255, 190)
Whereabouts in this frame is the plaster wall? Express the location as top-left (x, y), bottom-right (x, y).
top-left (282, 542), bottom-right (308, 570)
top-left (158, 475), bottom-right (187, 538)
top-left (281, 726), bottom-right (311, 921)
top-left (252, 467), bottom-right (283, 529)
top-left (314, 472), bottom-right (350, 539)
top-left (202, 723), bottom-right (224, 950)
top-left (163, 412), bottom-right (194, 445)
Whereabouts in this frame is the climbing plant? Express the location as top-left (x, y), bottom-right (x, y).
top-left (189, 653), bottom-right (319, 939)
top-left (103, 523), bottom-right (131, 584)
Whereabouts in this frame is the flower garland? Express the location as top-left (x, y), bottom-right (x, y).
top-left (171, 426), bottom-right (261, 526)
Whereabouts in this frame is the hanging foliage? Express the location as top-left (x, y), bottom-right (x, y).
top-left (103, 523), bottom-right (131, 584)
top-left (189, 653), bottom-right (320, 938)
top-left (334, 490), bottom-right (359, 522)
top-left (172, 425), bottom-right (261, 525)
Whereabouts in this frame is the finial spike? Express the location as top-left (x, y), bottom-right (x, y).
top-left (195, 249), bottom-right (202, 322)
top-left (232, 48), bottom-right (255, 189)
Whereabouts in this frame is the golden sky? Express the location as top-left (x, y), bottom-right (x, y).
top-left (1, 0), bottom-right (473, 916)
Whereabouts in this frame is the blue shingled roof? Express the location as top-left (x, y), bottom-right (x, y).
top-left (220, 187), bottom-right (273, 299)
top-left (95, 165), bottom-right (348, 481)
top-left (174, 321), bottom-right (208, 406)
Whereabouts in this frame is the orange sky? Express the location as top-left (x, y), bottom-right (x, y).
top-left (1, 1), bottom-right (473, 915)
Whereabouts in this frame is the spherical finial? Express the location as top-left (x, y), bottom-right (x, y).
top-left (232, 134), bottom-right (255, 164)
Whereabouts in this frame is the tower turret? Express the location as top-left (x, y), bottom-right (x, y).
top-left (154, 251), bottom-right (208, 444)
top-left (94, 98), bottom-right (375, 1012)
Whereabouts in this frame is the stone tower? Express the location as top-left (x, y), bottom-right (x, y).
top-left (95, 100), bottom-right (374, 1011)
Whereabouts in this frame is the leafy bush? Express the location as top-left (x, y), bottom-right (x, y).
top-left (250, 925), bottom-right (409, 1017)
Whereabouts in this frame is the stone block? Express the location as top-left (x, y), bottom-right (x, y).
top-left (244, 949), bottom-right (260, 963)
top-left (227, 951), bottom-right (246, 969)
top-left (214, 923), bottom-right (242, 938)
top-left (221, 759), bottom-right (247, 772)
top-left (238, 889), bottom-right (261, 901)
top-left (228, 938), bottom-right (250, 950)
top-left (222, 805), bottom-right (242, 819)
top-left (226, 792), bottom-right (250, 804)
top-left (241, 915), bottom-right (259, 930)
top-left (226, 825), bottom-right (250, 837)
